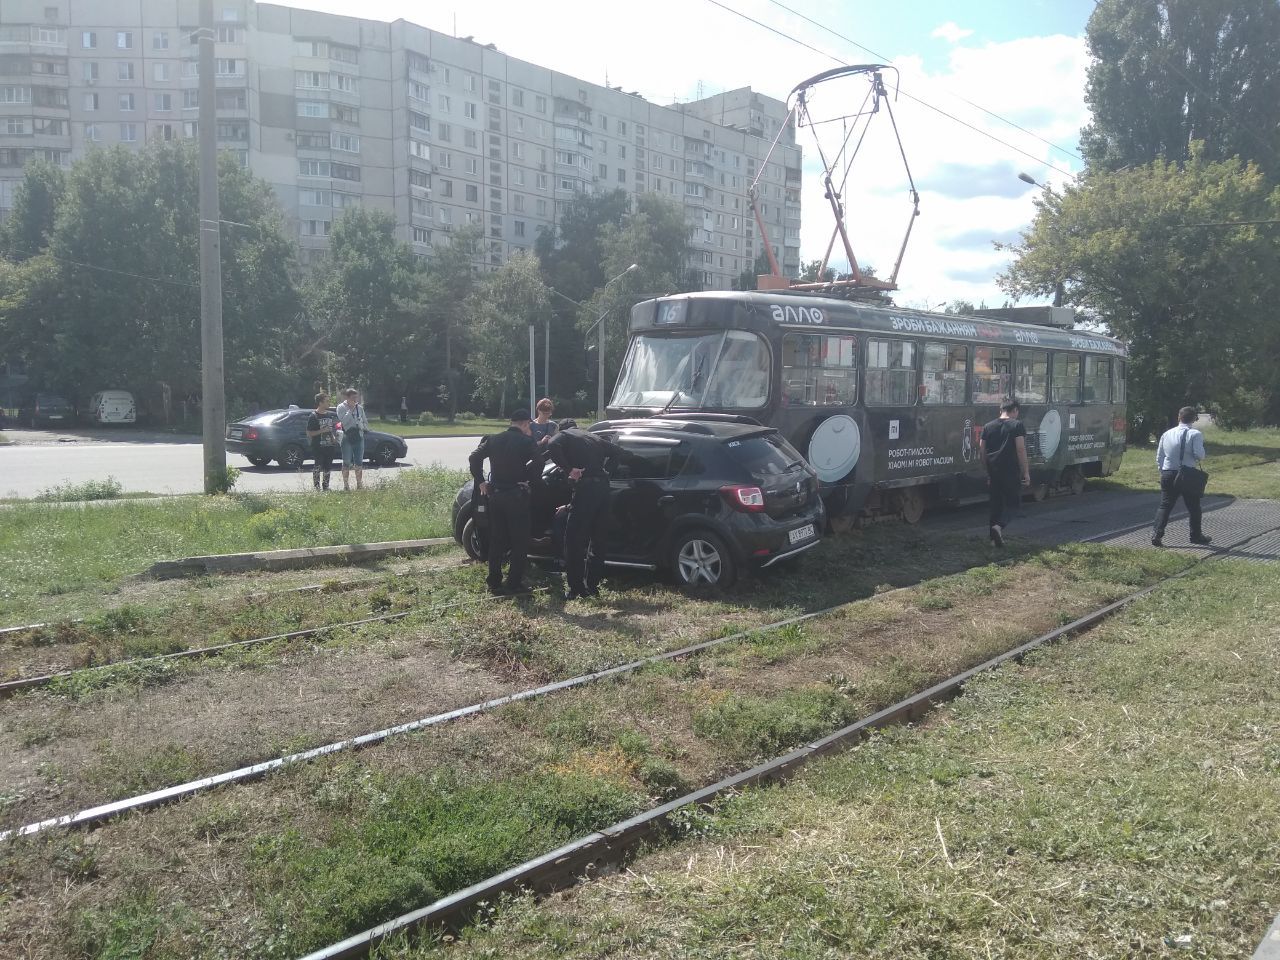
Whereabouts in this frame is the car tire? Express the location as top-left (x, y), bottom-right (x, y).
top-left (461, 516), bottom-right (487, 561)
top-left (278, 443), bottom-right (305, 470)
top-left (375, 442), bottom-right (398, 466)
top-left (247, 455), bottom-right (271, 467)
top-left (671, 529), bottom-right (736, 589)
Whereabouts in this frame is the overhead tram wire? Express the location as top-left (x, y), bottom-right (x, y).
top-left (700, 0), bottom-right (1079, 181)
top-left (766, 0), bottom-right (1085, 165)
top-left (0, 245), bottom-right (199, 289)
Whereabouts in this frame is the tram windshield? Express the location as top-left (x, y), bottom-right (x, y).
top-left (611, 330), bottom-right (771, 410)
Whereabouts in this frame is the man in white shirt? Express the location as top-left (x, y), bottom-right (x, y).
top-left (1151, 405), bottom-right (1210, 547)
top-left (335, 387), bottom-right (369, 491)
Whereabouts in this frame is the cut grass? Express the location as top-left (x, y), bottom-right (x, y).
top-left (411, 557), bottom-right (1280, 960)
top-left (0, 543), bottom-right (1201, 959)
top-left (1098, 424), bottom-right (1280, 498)
top-left (0, 467), bottom-right (465, 622)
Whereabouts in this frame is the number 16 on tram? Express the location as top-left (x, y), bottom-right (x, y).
top-left (607, 291), bottom-right (1128, 523)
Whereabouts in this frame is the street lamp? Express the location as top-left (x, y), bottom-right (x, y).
top-left (1017, 171), bottom-right (1042, 188)
top-left (1016, 172), bottom-right (1064, 307)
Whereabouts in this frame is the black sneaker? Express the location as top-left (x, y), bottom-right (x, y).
top-left (1151, 535), bottom-right (1163, 547)
top-left (1189, 534), bottom-right (1212, 545)
top-left (990, 525), bottom-right (1005, 547)
top-left (486, 584), bottom-right (505, 596)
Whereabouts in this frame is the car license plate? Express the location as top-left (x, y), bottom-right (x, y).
top-left (788, 523), bottom-right (815, 545)
top-left (229, 428), bottom-right (242, 438)
top-left (48, 414), bottom-right (63, 420)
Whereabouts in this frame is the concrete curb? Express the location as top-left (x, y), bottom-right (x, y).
top-left (1255, 912), bottom-right (1280, 959)
top-left (146, 537), bottom-right (454, 579)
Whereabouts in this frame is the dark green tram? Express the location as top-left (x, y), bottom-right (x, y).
top-left (607, 291), bottom-right (1127, 521)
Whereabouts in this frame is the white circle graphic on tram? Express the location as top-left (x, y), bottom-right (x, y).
top-left (807, 415), bottom-right (861, 482)
top-left (1038, 409), bottom-right (1063, 460)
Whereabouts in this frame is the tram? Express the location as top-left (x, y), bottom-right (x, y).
top-left (607, 291), bottom-right (1128, 522)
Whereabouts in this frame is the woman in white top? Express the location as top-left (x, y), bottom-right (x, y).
top-left (335, 387), bottom-right (369, 491)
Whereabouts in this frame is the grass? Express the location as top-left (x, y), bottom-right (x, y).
top-left (414, 557), bottom-right (1280, 960)
top-left (32, 477), bottom-right (125, 503)
top-left (1098, 424), bottom-right (1280, 498)
top-left (0, 542), bottom-right (1203, 959)
top-left (0, 467), bottom-right (465, 622)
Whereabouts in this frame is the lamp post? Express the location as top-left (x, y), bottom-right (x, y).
top-left (548, 263), bottom-right (638, 419)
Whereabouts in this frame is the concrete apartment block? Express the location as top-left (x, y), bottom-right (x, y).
top-left (0, 1), bottom-right (802, 286)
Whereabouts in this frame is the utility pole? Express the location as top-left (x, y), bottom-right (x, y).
top-left (198, 0), bottom-right (226, 493)
top-left (527, 323), bottom-right (536, 415)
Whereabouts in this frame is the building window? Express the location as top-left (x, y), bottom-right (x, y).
top-left (409, 139), bottom-right (430, 160)
top-left (513, 169), bottom-right (524, 186)
top-left (85, 123), bottom-right (102, 142)
top-left (331, 132), bottom-right (359, 153)
top-left (297, 40), bottom-right (327, 58)
top-left (782, 334), bottom-right (857, 407)
top-left (4, 118), bottom-right (27, 135)
top-left (299, 159), bottom-right (329, 177)
top-left (332, 72), bottom-right (356, 94)
top-left (464, 102), bottom-right (477, 120)
top-left (216, 25), bottom-right (240, 43)
top-left (153, 31), bottom-right (168, 49)
top-left (865, 339), bottom-right (917, 406)
top-left (296, 70), bottom-right (326, 89)
top-left (116, 31), bottom-right (133, 49)
top-left (409, 169), bottom-right (430, 190)
top-left (465, 184), bottom-right (478, 202)
top-left (154, 123), bottom-right (175, 141)
top-left (1051, 353), bottom-right (1082, 404)
top-left (82, 30), bottom-right (96, 48)
top-left (511, 141), bottom-right (523, 160)
top-left (82, 61), bottom-right (98, 81)
top-left (153, 62), bottom-right (169, 82)
top-left (536, 198), bottom-right (547, 215)
top-left (438, 94), bottom-right (451, 112)
top-left (299, 188), bottom-right (330, 206)
top-left (183, 89), bottom-right (200, 109)
top-left (298, 100), bottom-right (325, 118)
top-left (1014, 350), bottom-right (1049, 404)
top-left (921, 343), bottom-right (968, 405)
top-left (82, 92), bottom-right (97, 110)
top-left (154, 93), bottom-right (171, 111)
top-left (465, 129), bottom-right (477, 148)
top-left (217, 89), bottom-right (246, 110)
top-left (437, 123), bottom-right (451, 143)
top-left (412, 226), bottom-right (431, 244)
top-left (409, 80), bottom-right (429, 101)
top-left (117, 61), bottom-right (134, 80)
top-left (535, 95), bottom-right (546, 113)
top-left (439, 179), bottom-right (453, 198)
top-left (972, 347), bottom-right (1012, 404)
top-left (512, 89), bottom-right (524, 107)
top-left (301, 219), bottom-right (331, 237)
top-left (331, 45), bottom-right (357, 64)
top-left (216, 59), bottom-right (243, 77)
top-left (119, 93), bottom-right (135, 111)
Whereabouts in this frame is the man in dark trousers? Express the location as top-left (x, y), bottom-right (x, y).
top-left (468, 409), bottom-right (541, 595)
top-left (1151, 406), bottom-right (1211, 547)
top-left (546, 420), bottom-right (624, 600)
top-left (979, 399), bottom-right (1030, 547)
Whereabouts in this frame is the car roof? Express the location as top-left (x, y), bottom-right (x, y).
top-left (592, 417), bottom-right (774, 441)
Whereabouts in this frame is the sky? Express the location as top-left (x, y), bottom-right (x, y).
top-left (288, 0), bottom-right (1099, 309)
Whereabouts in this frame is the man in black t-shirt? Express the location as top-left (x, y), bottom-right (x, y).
top-left (979, 399), bottom-right (1030, 546)
top-left (546, 422), bottom-right (625, 601)
top-left (305, 393), bottom-right (339, 491)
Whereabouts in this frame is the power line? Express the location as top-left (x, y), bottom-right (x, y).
top-left (1, 246), bottom-right (198, 289)
top-left (700, 0), bottom-right (1079, 180)
top-left (766, 0), bottom-right (1084, 165)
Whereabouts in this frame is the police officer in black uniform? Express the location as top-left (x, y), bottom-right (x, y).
top-left (547, 420), bottom-right (624, 601)
top-left (468, 409), bottom-right (541, 595)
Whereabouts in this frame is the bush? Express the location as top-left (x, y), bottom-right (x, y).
top-left (1210, 388), bottom-right (1267, 432)
top-left (34, 477), bottom-right (124, 502)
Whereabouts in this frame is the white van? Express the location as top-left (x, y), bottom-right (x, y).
top-left (88, 390), bottom-right (136, 425)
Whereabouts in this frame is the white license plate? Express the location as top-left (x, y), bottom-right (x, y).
top-left (48, 414), bottom-right (64, 420)
top-left (788, 523), bottom-right (815, 545)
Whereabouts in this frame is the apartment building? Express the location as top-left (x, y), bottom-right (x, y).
top-left (0, 1), bottom-right (802, 286)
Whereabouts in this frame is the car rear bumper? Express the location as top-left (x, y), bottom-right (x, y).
top-left (759, 537), bottom-right (822, 567)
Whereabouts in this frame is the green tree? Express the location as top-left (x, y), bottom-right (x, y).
top-left (421, 223), bottom-right (483, 421)
top-left (307, 209), bottom-right (425, 409)
top-left (464, 250), bottom-right (551, 414)
top-left (1082, 0), bottom-right (1280, 178)
top-left (582, 194), bottom-right (694, 412)
top-left (999, 147), bottom-right (1280, 434)
top-left (735, 252), bottom-right (773, 291)
top-left (0, 159), bottom-right (64, 262)
top-left (0, 143), bottom-right (307, 420)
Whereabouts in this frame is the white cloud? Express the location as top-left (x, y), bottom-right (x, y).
top-left (931, 21), bottom-right (974, 44)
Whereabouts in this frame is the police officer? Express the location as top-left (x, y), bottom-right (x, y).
top-left (468, 409), bottom-right (541, 595)
top-left (547, 420), bottom-right (624, 601)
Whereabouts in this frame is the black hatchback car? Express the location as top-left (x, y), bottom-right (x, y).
top-left (19, 392), bottom-right (76, 428)
top-left (450, 417), bottom-right (825, 588)
top-left (225, 408), bottom-right (408, 468)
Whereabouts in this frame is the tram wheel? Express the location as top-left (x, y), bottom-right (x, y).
top-left (898, 487), bottom-right (926, 525)
top-left (1065, 467), bottom-right (1087, 496)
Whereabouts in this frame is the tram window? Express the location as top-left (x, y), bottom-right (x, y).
top-left (1112, 360), bottom-right (1126, 403)
top-left (865, 338), bottom-right (917, 406)
top-left (921, 342), bottom-right (968, 405)
top-left (781, 333), bottom-right (857, 406)
top-left (1014, 350), bottom-right (1048, 404)
top-left (973, 346), bottom-right (1012, 404)
top-left (701, 330), bottom-right (771, 408)
top-left (1052, 353), bottom-right (1082, 404)
top-left (1083, 356), bottom-right (1111, 403)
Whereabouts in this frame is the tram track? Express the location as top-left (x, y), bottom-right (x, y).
top-left (2, 518), bottom-right (1254, 845)
top-left (295, 519), bottom-right (1280, 960)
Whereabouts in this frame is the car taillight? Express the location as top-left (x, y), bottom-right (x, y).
top-left (245, 429), bottom-right (258, 440)
top-left (720, 484), bottom-right (765, 512)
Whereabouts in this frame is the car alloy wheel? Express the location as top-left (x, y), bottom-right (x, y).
top-left (279, 443), bottom-right (305, 469)
top-left (676, 535), bottom-right (725, 586)
top-left (376, 442), bottom-right (397, 466)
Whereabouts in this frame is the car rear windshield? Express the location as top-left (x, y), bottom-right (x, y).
top-left (723, 433), bottom-right (803, 479)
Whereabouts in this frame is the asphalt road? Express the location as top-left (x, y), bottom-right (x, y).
top-left (0, 435), bottom-right (478, 498)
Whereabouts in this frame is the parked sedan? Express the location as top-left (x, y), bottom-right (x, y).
top-left (19, 392), bottom-right (75, 428)
top-left (225, 408), bottom-right (408, 468)
top-left (451, 416), bottom-right (824, 588)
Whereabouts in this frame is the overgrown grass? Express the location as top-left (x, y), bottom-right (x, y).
top-left (0, 467), bottom-right (465, 621)
top-left (416, 558), bottom-right (1280, 960)
top-left (33, 477), bottom-right (125, 502)
top-left (1099, 424), bottom-right (1280, 498)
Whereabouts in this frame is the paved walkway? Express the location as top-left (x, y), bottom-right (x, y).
top-left (924, 489), bottom-right (1280, 563)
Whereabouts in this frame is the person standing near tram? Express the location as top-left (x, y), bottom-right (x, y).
top-left (979, 399), bottom-right (1031, 547)
top-left (546, 421), bottom-right (624, 601)
top-left (468, 409), bottom-right (541, 596)
top-left (1151, 406), bottom-right (1211, 547)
